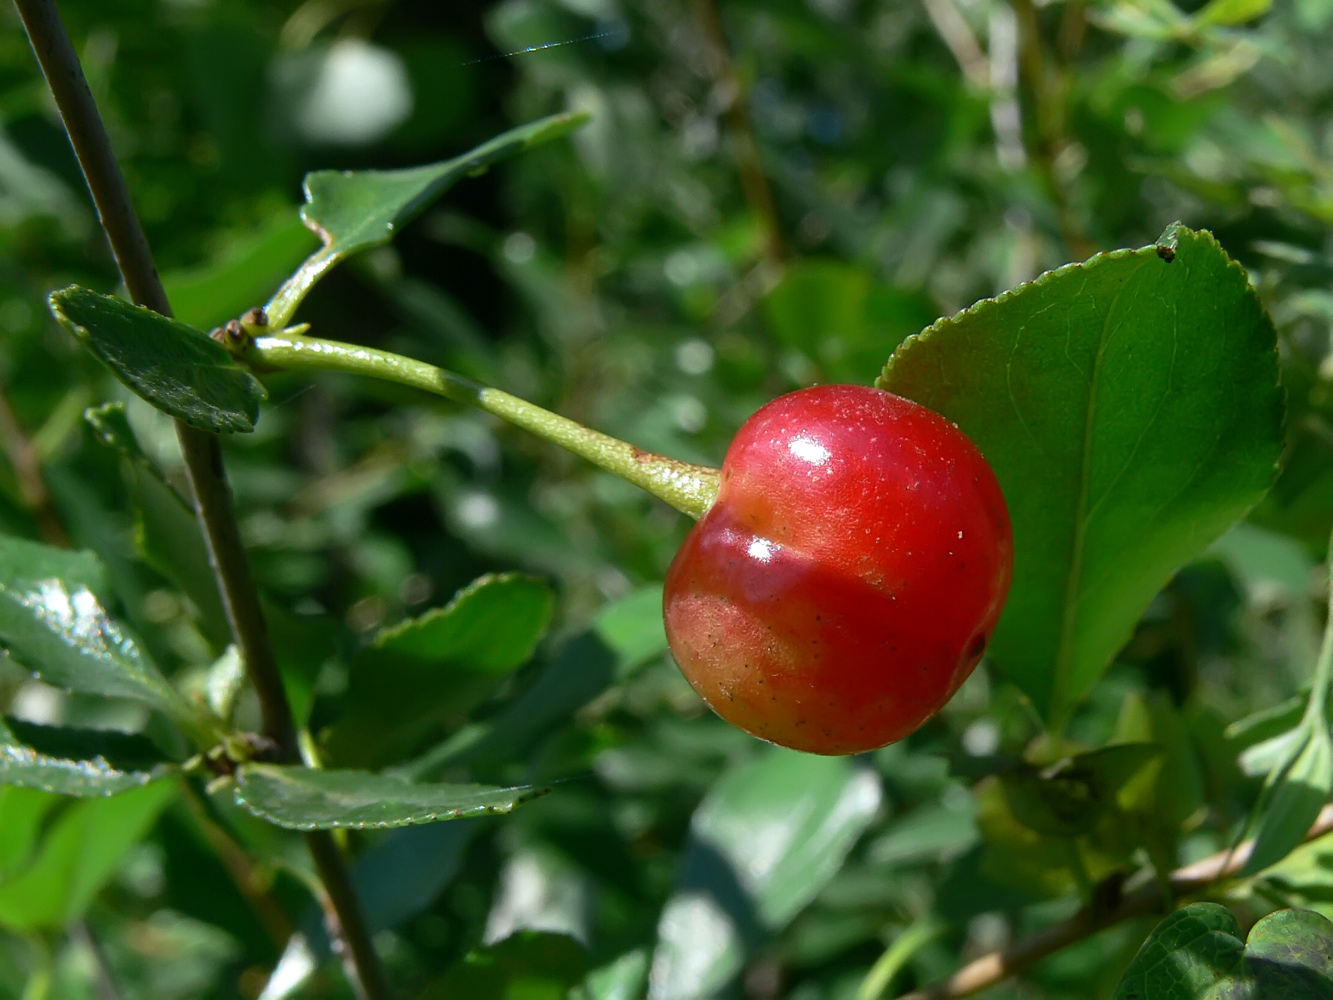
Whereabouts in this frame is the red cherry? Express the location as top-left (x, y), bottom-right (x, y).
top-left (663, 384), bottom-right (1012, 755)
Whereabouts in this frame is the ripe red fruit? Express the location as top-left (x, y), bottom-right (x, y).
top-left (663, 384), bottom-right (1012, 755)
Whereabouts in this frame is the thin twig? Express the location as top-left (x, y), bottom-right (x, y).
top-left (12, 3), bottom-right (390, 998)
top-left (177, 777), bottom-right (294, 950)
top-left (69, 922), bottom-right (121, 1000)
top-left (894, 804), bottom-right (1333, 1000)
top-left (921, 0), bottom-right (989, 89)
top-left (692, 0), bottom-right (786, 265)
top-left (1008, 0), bottom-right (1093, 261)
top-left (0, 387), bottom-right (68, 546)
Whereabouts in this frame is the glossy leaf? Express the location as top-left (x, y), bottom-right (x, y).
top-left (0, 719), bottom-right (170, 797)
top-left (649, 750), bottom-right (882, 1000)
top-left (323, 573), bottom-right (555, 767)
top-left (0, 780), bottom-right (176, 932)
top-left (267, 111), bottom-right (589, 324)
top-left (233, 764), bottom-right (549, 830)
top-left (879, 224), bottom-right (1283, 720)
top-left (0, 534), bottom-right (188, 720)
top-left (1113, 903), bottom-right (1333, 999)
top-left (49, 285), bottom-right (266, 433)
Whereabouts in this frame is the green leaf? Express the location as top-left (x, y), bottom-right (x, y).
top-left (590, 584), bottom-right (668, 679)
top-left (1210, 522), bottom-right (1315, 601)
top-left (323, 573), bottom-right (555, 767)
top-left (572, 950), bottom-right (650, 1000)
top-left (267, 111), bottom-right (590, 325)
top-left (1196, 0), bottom-right (1273, 26)
top-left (233, 763), bottom-right (549, 830)
top-left (0, 780), bottom-right (176, 932)
top-left (1113, 902), bottom-right (1245, 999)
top-left (161, 212), bottom-right (319, 330)
top-left (49, 285), bottom-right (266, 433)
top-left (650, 750), bottom-right (882, 1000)
top-left (0, 719), bottom-right (171, 797)
top-left (1113, 903), bottom-right (1333, 999)
top-left (1243, 724), bottom-right (1333, 875)
top-left (0, 786), bottom-right (60, 879)
top-left (397, 587), bottom-right (673, 779)
top-left (419, 931), bottom-right (589, 1000)
top-left (1243, 908), bottom-right (1333, 997)
top-left (0, 534), bottom-right (189, 720)
top-left (879, 224), bottom-right (1283, 720)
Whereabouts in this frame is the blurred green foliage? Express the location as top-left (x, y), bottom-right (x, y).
top-left (2, 0), bottom-right (1333, 998)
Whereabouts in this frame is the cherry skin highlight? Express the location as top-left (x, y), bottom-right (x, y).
top-left (663, 384), bottom-right (1012, 755)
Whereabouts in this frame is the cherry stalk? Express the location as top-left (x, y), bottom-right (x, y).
top-left (235, 329), bottom-right (1013, 755)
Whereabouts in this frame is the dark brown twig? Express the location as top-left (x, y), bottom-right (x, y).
top-left (693, 0), bottom-right (786, 265)
top-left (894, 803), bottom-right (1333, 1000)
top-left (12, 3), bottom-right (389, 997)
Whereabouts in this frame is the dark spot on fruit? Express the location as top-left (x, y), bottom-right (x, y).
top-left (968, 633), bottom-right (988, 659)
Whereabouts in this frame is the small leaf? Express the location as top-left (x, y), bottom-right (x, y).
top-left (233, 763), bottom-right (549, 830)
top-left (0, 534), bottom-right (188, 721)
top-left (0, 719), bottom-right (171, 797)
top-left (649, 750), bottom-right (882, 1000)
top-left (1113, 903), bottom-right (1333, 999)
top-left (879, 224), bottom-right (1283, 721)
top-left (1244, 908), bottom-right (1333, 997)
top-left (323, 573), bottom-right (555, 767)
top-left (1112, 902), bottom-right (1245, 999)
top-left (268, 112), bottom-right (589, 323)
top-left (50, 285), bottom-right (266, 433)
top-left (1243, 724), bottom-right (1333, 875)
top-left (303, 112), bottom-right (587, 257)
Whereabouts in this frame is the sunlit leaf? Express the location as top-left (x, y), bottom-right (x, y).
top-left (1113, 903), bottom-right (1333, 999)
top-left (234, 764), bottom-right (549, 830)
top-left (880, 224), bottom-right (1283, 720)
top-left (0, 534), bottom-right (189, 721)
top-left (0, 719), bottom-right (171, 797)
top-left (266, 111), bottom-right (590, 324)
top-left (323, 573), bottom-right (554, 767)
top-left (50, 285), bottom-right (265, 433)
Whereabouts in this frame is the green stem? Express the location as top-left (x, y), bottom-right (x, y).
top-left (264, 245), bottom-right (338, 332)
top-left (243, 333), bottom-right (722, 520)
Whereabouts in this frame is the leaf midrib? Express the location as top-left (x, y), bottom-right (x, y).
top-left (1050, 266), bottom-right (1139, 721)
